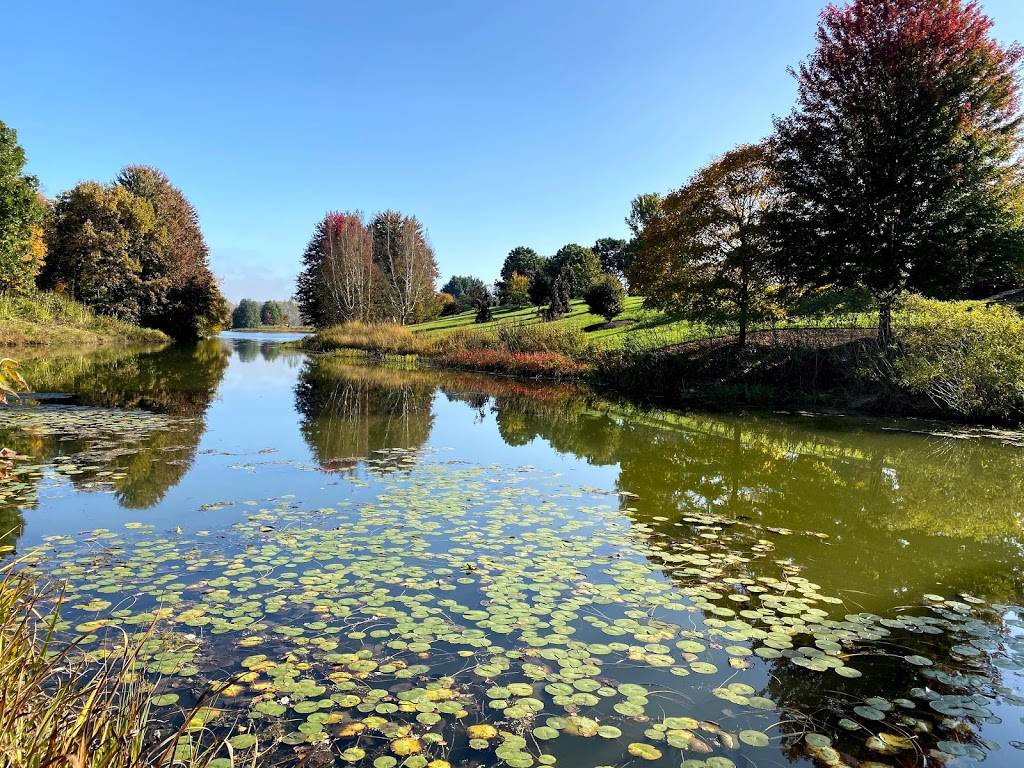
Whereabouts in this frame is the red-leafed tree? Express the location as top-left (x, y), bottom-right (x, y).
top-left (771, 0), bottom-right (1024, 344)
top-left (296, 211), bottom-right (378, 326)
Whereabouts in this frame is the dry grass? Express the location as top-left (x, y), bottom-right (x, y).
top-left (0, 563), bottom-right (234, 768)
top-left (302, 321), bottom-right (435, 357)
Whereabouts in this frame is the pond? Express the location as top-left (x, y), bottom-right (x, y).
top-left (1, 335), bottom-right (1023, 768)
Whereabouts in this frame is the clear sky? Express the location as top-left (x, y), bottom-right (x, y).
top-left (6, 1), bottom-right (1024, 302)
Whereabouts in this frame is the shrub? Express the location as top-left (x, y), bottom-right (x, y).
top-left (440, 348), bottom-right (588, 379)
top-left (583, 274), bottom-right (626, 322)
top-left (895, 296), bottom-right (1024, 422)
top-left (437, 292), bottom-right (461, 316)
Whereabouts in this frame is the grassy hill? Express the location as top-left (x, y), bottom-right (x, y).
top-left (412, 297), bottom-right (872, 351)
top-left (412, 297), bottom-right (697, 350)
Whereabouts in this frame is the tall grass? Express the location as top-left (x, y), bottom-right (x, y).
top-left (303, 320), bottom-right (594, 378)
top-left (0, 563), bottom-right (232, 767)
top-left (0, 292), bottom-right (168, 348)
top-left (301, 321), bottom-right (434, 357)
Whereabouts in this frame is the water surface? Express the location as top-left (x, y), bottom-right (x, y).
top-left (1, 336), bottom-right (1022, 767)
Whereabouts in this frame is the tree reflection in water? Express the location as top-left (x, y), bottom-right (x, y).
top-left (0, 341), bottom-right (228, 549)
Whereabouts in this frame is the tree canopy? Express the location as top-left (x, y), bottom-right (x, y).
top-left (630, 143), bottom-right (782, 345)
top-left (440, 275), bottom-right (486, 310)
top-left (771, 0), bottom-right (1024, 342)
top-left (548, 244), bottom-right (601, 298)
top-left (0, 120), bottom-right (46, 297)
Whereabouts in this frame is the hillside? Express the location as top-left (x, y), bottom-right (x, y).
top-left (412, 297), bottom-right (697, 350)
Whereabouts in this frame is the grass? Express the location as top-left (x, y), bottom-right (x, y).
top-left (412, 297), bottom-right (691, 349)
top-left (0, 562), bottom-right (230, 767)
top-left (0, 292), bottom-right (169, 349)
top-left (413, 297), bottom-right (874, 351)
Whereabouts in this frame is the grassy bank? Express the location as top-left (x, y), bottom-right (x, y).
top-left (300, 297), bottom-right (1024, 425)
top-left (0, 292), bottom-right (169, 349)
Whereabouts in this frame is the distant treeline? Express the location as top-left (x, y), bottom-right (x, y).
top-left (230, 298), bottom-right (303, 328)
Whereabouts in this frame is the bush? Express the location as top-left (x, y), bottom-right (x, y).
top-left (895, 296), bottom-right (1024, 422)
top-left (584, 274), bottom-right (626, 322)
top-left (440, 348), bottom-right (588, 379)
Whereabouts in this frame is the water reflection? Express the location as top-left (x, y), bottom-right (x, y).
top-left (0, 341), bottom-right (228, 547)
top-left (295, 358), bottom-right (436, 473)
top-left (296, 359), bottom-right (1024, 614)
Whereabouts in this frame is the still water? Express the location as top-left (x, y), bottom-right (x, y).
top-left (1, 334), bottom-right (1023, 767)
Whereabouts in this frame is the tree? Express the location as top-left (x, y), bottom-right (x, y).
top-left (41, 181), bottom-right (156, 322)
top-left (115, 166), bottom-right (227, 338)
top-left (629, 144), bottom-right (782, 347)
top-left (626, 193), bottom-right (663, 239)
top-left (771, 0), bottom-right (1024, 344)
top-left (440, 275), bottom-right (486, 310)
top-left (0, 120), bottom-right (46, 297)
top-left (548, 244), bottom-right (601, 297)
top-left (593, 237), bottom-right (629, 280)
top-left (232, 298), bottom-right (261, 328)
top-left (500, 246), bottom-right (545, 283)
top-left (469, 283), bottom-right (494, 323)
top-left (546, 266), bottom-right (576, 319)
top-left (528, 272), bottom-right (552, 306)
top-left (261, 300), bottom-right (283, 326)
top-left (498, 272), bottom-right (531, 306)
top-left (370, 211), bottom-right (439, 324)
top-left (584, 274), bottom-right (626, 322)
top-left (296, 212), bottom-right (377, 327)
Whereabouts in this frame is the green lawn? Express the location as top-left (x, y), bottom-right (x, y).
top-left (412, 297), bottom-right (701, 350)
top-left (412, 297), bottom-right (873, 351)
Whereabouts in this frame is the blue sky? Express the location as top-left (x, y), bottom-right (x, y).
top-left (7, 1), bottom-right (1024, 302)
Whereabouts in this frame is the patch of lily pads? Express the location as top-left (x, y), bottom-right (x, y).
top-left (11, 458), bottom-right (1024, 767)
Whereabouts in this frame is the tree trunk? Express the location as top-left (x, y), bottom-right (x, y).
top-left (877, 299), bottom-right (893, 348)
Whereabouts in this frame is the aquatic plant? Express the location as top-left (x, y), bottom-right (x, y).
top-left (11, 459), bottom-right (1022, 767)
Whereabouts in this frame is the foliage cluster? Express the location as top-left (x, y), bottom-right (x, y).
top-left (895, 296), bottom-right (1024, 421)
top-left (297, 211), bottom-right (439, 327)
top-left (0, 120), bottom-right (45, 298)
top-left (39, 166), bottom-right (228, 339)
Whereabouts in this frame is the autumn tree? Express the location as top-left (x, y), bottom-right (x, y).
top-left (370, 211), bottom-right (439, 324)
top-left (296, 212), bottom-right (378, 326)
top-left (0, 120), bottom-right (46, 296)
top-left (630, 144), bottom-right (782, 347)
top-left (115, 166), bottom-right (227, 337)
top-left (498, 272), bottom-right (531, 306)
top-left (440, 275), bottom-right (486, 310)
top-left (41, 181), bottom-right (156, 322)
top-left (771, 0), bottom-right (1024, 344)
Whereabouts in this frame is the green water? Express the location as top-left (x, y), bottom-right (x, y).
top-left (1, 333), bottom-right (1023, 767)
